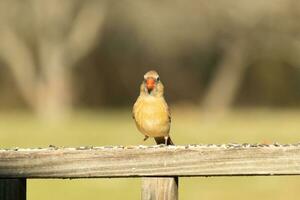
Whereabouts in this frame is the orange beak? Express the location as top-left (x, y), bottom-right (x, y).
top-left (146, 78), bottom-right (155, 91)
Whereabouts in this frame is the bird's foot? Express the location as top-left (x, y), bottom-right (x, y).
top-left (143, 136), bottom-right (149, 141)
top-left (164, 136), bottom-right (168, 145)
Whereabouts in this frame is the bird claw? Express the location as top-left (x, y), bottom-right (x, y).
top-left (143, 136), bottom-right (149, 141)
top-left (164, 136), bottom-right (168, 145)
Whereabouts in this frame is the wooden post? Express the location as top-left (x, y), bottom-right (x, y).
top-left (142, 137), bottom-right (179, 200)
top-left (142, 177), bottom-right (178, 200)
top-left (0, 179), bottom-right (26, 200)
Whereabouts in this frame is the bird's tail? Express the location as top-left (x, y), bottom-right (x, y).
top-left (155, 136), bottom-right (174, 145)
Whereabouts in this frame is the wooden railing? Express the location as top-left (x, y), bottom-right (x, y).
top-left (1, 144), bottom-right (300, 199)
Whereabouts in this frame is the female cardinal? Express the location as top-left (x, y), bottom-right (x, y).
top-left (133, 70), bottom-right (173, 145)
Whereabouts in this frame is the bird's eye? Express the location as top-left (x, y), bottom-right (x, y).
top-left (156, 77), bottom-right (160, 82)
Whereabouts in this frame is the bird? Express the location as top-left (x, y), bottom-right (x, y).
top-left (133, 70), bottom-right (173, 145)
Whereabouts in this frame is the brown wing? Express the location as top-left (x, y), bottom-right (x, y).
top-left (132, 98), bottom-right (139, 120)
top-left (168, 107), bottom-right (171, 123)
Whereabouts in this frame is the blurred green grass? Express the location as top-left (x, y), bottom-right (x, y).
top-left (1, 108), bottom-right (300, 200)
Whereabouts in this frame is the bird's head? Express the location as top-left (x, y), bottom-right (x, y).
top-left (141, 70), bottom-right (164, 96)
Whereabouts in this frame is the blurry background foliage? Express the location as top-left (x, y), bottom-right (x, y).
top-left (0, 0), bottom-right (300, 119)
top-left (0, 0), bottom-right (300, 200)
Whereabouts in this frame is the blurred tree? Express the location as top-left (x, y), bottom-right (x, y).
top-left (125, 0), bottom-right (300, 113)
top-left (1, 0), bottom-right (300, 112)
top-left (202, 39), bottom-right (248, 114)
top-left (0, 0), bottom-right (107, 120)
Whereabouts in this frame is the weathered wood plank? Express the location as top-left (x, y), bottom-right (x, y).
top-left (0, 144), bottom-right (300, 178)
top-left (0, 179), bottom-right (26, 200)
top-left (142, 178), bottom-right (178, 200)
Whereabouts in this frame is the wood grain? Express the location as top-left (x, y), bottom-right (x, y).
top-left (142, 138), bottom-right (178, 200)
top-left (0, 144), bottom-right (300, 178)
top-left (142, 178), bottom-right (178, 200)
